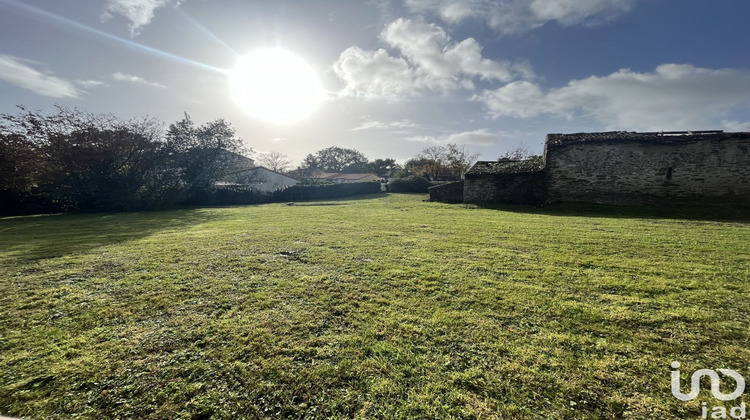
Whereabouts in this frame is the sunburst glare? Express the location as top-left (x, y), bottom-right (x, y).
top-left (229, 48), bottom-right (324, 124)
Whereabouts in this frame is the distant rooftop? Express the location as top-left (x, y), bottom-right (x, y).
top-left (546, 130), bottom-right (749, 147)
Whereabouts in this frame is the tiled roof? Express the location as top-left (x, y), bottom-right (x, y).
top-left (323, 173), bottom-right (378, 180)
top-left (546, 130), bottom-right (747, 147)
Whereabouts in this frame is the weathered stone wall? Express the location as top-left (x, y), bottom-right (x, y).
top-left (428, 181), bottom-right (464, 203)
top-left (545, 136), bottom-right (750, 205)
top-left (464, 172), bottom-right (546, 204)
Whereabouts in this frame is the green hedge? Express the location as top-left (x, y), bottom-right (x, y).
top-left (180, 182), bottom-right (382, 207)
top-left (387, 176), bottom-right (434, 193)
top-left (271, 182), bottom-right (382, 202)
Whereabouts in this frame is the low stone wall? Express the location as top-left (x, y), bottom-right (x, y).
top-left (428, 181), bottom-right (464, 203)
top-left (464, 171), bottom-right (546, 205)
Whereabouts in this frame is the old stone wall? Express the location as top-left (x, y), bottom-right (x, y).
top-left (464, 171), bottom-right (546, 204)
top-left (428, 181), bottom-right (464, 203)
top-left (545, 136), bottom-right (750, 205)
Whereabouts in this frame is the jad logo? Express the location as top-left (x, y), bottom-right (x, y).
top-left (671, 361), bottom-right (746, 419)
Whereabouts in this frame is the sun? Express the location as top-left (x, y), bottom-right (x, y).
top-left (228, 49), bottom-right (324, 124)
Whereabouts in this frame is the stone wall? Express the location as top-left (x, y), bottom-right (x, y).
top-left (545, 134), bottom-right (750, 205)
top-left (428, 181), bottom-right (464, 203)
top-left (464, 171), bottom-right (546, 204)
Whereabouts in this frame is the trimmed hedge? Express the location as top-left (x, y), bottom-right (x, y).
top-left (180, 182), bottom-right (382, 207)
top-left (272, 182), bottom-right (382, 202)
top-left (387, 176), bottom-right (434, 193)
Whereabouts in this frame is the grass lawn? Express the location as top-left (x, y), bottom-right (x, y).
top-left (1, 193), bottom-right (748, 419)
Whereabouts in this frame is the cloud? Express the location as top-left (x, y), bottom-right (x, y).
top-left (333, 47), bottom-right (416, 99)
top-left (101, 0), bottom-right (180, 36)
top-left (75, 79), bottom-right (106, 89)
top-left (352, 119), bottom-right (420, 131)
top-left (112, 71), bottom-right (166, 88)
top-left (0, 54), bottom-right (80, 98)
top-left (333, 18), bottom-right (531, 99)
top-left (407, 129), bottom-right (498, 146)
top-left (404, 0), bottom-right (638, 35)
top-left (473, 64), bottom-right (750, 130)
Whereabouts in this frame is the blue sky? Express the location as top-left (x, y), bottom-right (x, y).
top-left (1, 0), bottom-right (749, 165)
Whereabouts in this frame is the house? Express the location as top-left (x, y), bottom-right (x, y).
top-left (220, 166), bottom-right (299, 192)
top-left (320, 173), bottom-right (382, 183)
top-left (288, 168), bottom-right (382, 184)
top-left (217, 152), bottom-right (299, 192)
top-left (431, 130), bottom-right (750, 206)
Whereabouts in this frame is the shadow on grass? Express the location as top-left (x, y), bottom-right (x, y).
top-left (0, 208), bottom-right (217, 263)
top-left (466, 202), bottom-right (750, 223)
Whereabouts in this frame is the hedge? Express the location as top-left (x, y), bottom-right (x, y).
top-left (387, 176), bottom-right (434, 193)
top-left (180, 182), bottom-right (382, 207)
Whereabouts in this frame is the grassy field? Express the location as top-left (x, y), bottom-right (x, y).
top-left (1, 193), bottom-right (748, 419)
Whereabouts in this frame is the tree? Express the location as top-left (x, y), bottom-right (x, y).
top-left (164, 114), bottom-right (245, 193)
top-left (256, 151), bottom-right (291, 173)
top-left (0, 105), bottom-right (164, 212)
top-left (499, 145), bottom-right (532, 160)
top-left (445, 143), bottom-right (479, 178)
top-left (369, 158), bottom-right (401, 177)
top-left (302, 146), bottom-right (368, 173)
top-left (408, 146), bottom-right (448, 180)
top-left (404, 144), bottom-right (478, 179)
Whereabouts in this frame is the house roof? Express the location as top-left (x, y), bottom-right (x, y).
top-left (322, 173), bottom-right (379, 181)
top-left (230, 166), bottom-right (299, 181)
top-left (546, 130), bottom-right (748, 147)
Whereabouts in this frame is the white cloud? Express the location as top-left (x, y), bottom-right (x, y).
top-left (0, 54), bottom-right (80, 98)
top-left (407, 129), bottom-right (498, 146)
top-left (473, 64), bottom-right (750, 131)
top-left (333, 18), bottom-right (530, 99)
top-left (352, 119), bottom-right (420, 131)
top-left (75, 79), bottom-right (106, 89)
top-left (404, 0), bottom-right (638, 35)
top-left (333, 47), bottom-right (416, 99)
top-left (112, 72), bottom-right (166, 88)
top-left (101, 0), bottom-right (180, 36)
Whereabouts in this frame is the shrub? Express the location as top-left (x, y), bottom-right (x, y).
top-left (272, 182), bottom-right (381, 202)
top-left (178, 182), bottom-right (382, 207)
top-left (387, 176), bottom-right (433, 193)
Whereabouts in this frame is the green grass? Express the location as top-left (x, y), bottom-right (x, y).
top-left (1, 194), bottom-right (748, 419)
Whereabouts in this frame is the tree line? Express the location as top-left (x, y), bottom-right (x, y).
top-left (1, 106), bottom-right (484, 215)
top-left (0, 106), bottom-right (245, 214)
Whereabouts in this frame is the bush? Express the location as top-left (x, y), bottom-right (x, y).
top-left (387, 176), bottom-right (433, 193)
top-left (178, 182), bottom-right (382, 207)
top-left (271, 182), bottom-right (381, 202)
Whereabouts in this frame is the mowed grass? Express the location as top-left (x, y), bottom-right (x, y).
top-left (0, 194), bottom-right (748, 419)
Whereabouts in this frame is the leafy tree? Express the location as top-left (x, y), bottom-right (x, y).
top-left (369, 158), bottom-right (401, 177)
top-left (164, 114), bottom-right (245, 194)
top-left (341, 161), bottom-right (371, 173)
top-left (302, 146), bottom-right (368, 173)
top-left (0, 106), bottom-right (163, 212)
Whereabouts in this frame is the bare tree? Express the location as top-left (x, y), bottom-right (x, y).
top-left (256, 150), bottom-right (291, 173)
top-left (499, 145), bottom-right (531, 160)
top-left (446, 143), bottom-right (480, 177)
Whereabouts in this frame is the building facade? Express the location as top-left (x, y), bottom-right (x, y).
top-left (455, 131), bottom-right (750, 206)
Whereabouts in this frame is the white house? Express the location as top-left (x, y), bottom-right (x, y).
top-left (218, 153), bottom-right (299, 192)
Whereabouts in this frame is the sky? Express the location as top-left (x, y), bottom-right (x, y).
top-left (1, 0), bottom-right (749, 165)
